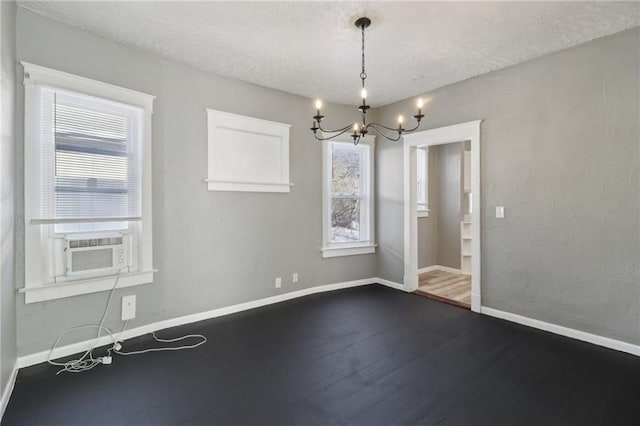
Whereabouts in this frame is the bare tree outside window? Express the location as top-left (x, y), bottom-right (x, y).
top-left (331, 148), bottom-right (362, 242)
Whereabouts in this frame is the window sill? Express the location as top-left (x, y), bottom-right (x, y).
top-left (20, 269), bottom-right (156, 304)
top-left (321, 244), bottom-right (376, 258)
top-left (417, 210), bottom-right (430, 218)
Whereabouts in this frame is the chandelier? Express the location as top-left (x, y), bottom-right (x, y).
top-left (310, 17), bottom-right (425, 145)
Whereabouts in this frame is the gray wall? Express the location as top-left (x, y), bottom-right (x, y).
top-left (377, 28), bottom-right (640, 345)
top-left (417, 147), bottom-right (438, 268)
top-left (435, 142), bottom-right (463, 269)
top-left (14, 9), bottom-right (377, 356)
top-left (417, 143), bottom-right (464, 270)
top-left (1, 0), bottom-right (17, 394)
top-left (9, 8), bottom-right (640, 357)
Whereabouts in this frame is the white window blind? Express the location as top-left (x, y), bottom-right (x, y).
top-left (31, 87), bottom-right (143, 232)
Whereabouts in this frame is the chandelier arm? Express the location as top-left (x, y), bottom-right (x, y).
top-left (367, 119), bottom-right (421, 134)
top-left (404, 121), bottom-right (422, 132)
top-left (366, 122), bottom-right (400, 132)
top-left (367, 123), bottom-right (403, 142)
top-left (313, 127), bottom-right (355, 141)
top-left (317, 123), bottom-right (355, 134)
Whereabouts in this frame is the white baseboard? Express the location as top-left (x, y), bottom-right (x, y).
top-left (18, 278), bottom-right (404, 369)
top-left (15, 281), bottom-right (637, 376)
top-left (0, 361), bottom-right (18, 420)
top-left (418, 265), bottom-right (462, 275)
top-left (375, 277), bottom-right (404, 291)
top-left (481, 306), bottom-right (640, 357)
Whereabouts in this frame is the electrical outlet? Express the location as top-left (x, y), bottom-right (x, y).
top-left (275, 277), bottom-right (282, 288)
top-left (292, 273), bottom-right (298, 283)
top-left (121, 295), bottom-right (136, 321)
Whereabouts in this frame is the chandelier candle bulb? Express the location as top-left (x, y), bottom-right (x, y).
top-left (314, 99), bottom-right (323, 118)
top-left (361, 88), bottom-right (367, 100)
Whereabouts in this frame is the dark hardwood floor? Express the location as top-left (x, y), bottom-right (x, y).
top-left (3, 285), bottom-right (639, 425)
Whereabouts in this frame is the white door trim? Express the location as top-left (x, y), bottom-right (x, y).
top-left (402, 120), bottom-right (482, 312)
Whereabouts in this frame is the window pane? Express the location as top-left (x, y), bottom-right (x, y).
top-left (55, 150), bottom-right (129, 219)
top-left (331, 198), bottom-right (361, 242)
top-left (55, 103), bottom-right (128, 142)
top-left (45, 90), bottom-right (143, 233)
top-left (416, 148), bottom-right (426, 207)
top-left (331, 148), bottom-right (360, 194)
top-left (416, 181), bottom-right (426, 206)
top-left (55, 150), bottom-right (128, 180)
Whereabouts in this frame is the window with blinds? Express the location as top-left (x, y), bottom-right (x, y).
top-left (33, 87), bottom-right (143, 234)
top-left (22, 63), bottom-right (154, 300)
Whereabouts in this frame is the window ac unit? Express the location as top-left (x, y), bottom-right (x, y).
top-left (65, 234), bottom-right (128, 276)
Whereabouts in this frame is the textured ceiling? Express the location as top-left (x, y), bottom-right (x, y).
top-left (18, 1), bottom-right (640, 107)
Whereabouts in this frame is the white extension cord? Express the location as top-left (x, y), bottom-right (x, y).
top-left (112, 329), bottom-right (207, 356)
top-left (47, 272), bottom-right (206, 374)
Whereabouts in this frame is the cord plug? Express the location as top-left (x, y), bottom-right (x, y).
top-left (113, 342), bottom-right (122, 351)
top-left (100, 356), bottom-right (112, 365)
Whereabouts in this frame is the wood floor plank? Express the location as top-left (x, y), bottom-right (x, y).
top-left (3, 285), bottom-right (639, 426)
top-left (418, 269), bottom-right (472, 308)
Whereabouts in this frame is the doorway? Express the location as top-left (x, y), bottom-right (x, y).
top-left (402, 121), bottom-right (481, 312)
top-left (414, 141), bottom-right (472, 308)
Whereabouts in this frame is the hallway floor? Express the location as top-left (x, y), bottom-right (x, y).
top-left (417, 269), bottom-right (471, 308)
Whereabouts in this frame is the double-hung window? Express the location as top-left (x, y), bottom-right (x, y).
top-left (47, 90), bottom-right (141, 234)
top-left (322, 137), bottom-right (375, 257)
top-left (416, 146), bottom-right (429, 217)
top-left (22, 63), bottom-right (155, 303)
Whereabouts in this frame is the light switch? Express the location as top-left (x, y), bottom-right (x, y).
top-left (496, 206), bottom-right (505, 219)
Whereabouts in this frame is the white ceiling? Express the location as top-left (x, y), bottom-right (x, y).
top-left (18, 1), bottom-right (640, 107)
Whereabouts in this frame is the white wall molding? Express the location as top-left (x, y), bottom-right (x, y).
top-left (206, 109), bottom-right (291, 193)
top-left (22, 62), bottom-right (155, 110)
top-left (418, 265), bottom-right (462, 275)
top-left (481, 306), bottom-right (640, 357)
top-left (18, 278), bottom-right (402, 368)
top-left (0, 361), bottom-right (18, 420)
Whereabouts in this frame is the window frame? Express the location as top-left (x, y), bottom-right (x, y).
top-left (321, 136), bottom-right (376, 258)
top-left (416, 146), bottom-right (430, 217)
top-left (21, 62), bottom-right (156, 303)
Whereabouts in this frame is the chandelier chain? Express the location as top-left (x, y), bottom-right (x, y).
top-left (360, 23), bottom-right (367, 85)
